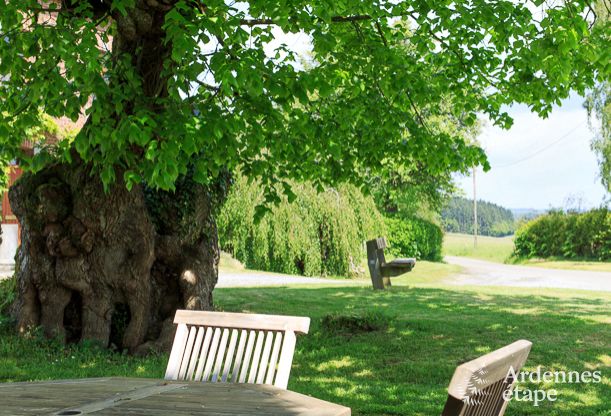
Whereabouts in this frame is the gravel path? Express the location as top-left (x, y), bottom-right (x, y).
top-left (445, 256), bottom-right (611, 292)
top-left (4, 258), bottom-right (609, 292)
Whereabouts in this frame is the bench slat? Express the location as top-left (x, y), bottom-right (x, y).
top-left (174, 310), bottom-right (310, 334)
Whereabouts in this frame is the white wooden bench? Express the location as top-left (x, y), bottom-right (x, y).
top-left (441, 340), bottom-right (532, 416)
top-left (164, 310), bottom-right (310, 389)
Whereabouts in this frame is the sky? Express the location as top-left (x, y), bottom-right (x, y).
top-left (454, 93), bottom-right (608, 210)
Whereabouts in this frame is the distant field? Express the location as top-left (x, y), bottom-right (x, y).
top-left (443, 233), bottom-right (514, 263)
top-left (443, 233), bottom-right (611, 271)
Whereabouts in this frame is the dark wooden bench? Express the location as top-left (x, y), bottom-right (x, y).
top-left (366, 237), bottom-right (416, 290)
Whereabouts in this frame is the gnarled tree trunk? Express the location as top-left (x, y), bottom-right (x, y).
top-left (9, 159), bottom-right (229, 354)
top-left (8, 0), bottom-right (231, 353)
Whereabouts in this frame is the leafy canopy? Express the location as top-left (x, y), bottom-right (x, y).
top-left (0, 0), bottom-right (608, 197)
top-left (584, 1), bottom-right (610, 193)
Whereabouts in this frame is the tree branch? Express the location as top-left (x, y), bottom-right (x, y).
top-left (239, 14), bottom-right (373, 26)
top-left (194, 79), bottom-right (220, 92)
top-left (239, 18), bottom-right (275, 26)
top-left (331, 14), bottom-right (372, 23)
top-left (404, 90), bottom-right (431, 135)
top-left (375, 21), bottom-right (388, 47)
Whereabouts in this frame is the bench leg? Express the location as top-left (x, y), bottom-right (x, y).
top-left (368, 264), bottom-right (385, 290)
top-left (382, 276), bottom-right (392, 288)
top-left (366, 242), bottom-right (386, 290)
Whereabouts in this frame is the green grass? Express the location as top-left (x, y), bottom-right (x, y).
top-left (1, 273), bottom-right (609, 415)
top-left (443, 232), bottom-right (515, 263)
top-left (217, 285), bottom-right (611, 415)
top-left (397, 260), bottom-right (461, 285)
top-left (513, 258), bottom-right (611, 272)
top-left (443, 233), bottom-right (611, 272)
top-left (353, 259), bottom-right (460, 286)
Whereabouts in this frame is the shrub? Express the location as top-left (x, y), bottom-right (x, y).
top-left (321, 311), bottom-right (393, 335)
top-left (384, 216), bottom-right (443, 261)
top-left (513, 208), bottom-right (610, 261)
top-left (0, 276), bottom-right (15, 316)
top-left (218, 175), bottom-right (384, 277)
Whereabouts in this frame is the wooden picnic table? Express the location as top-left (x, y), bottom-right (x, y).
top-left (0, 377), bottom-right (351, 416)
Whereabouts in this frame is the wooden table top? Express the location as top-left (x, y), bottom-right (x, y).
top-left (0, 377), bottom-right (351, 416)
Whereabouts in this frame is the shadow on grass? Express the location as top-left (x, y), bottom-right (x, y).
top-left (216, 285), bottom-right (611, 416)
top-left (0, 285), bottom-right (608, 415)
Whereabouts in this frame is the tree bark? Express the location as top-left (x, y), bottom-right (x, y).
top-left (9, 158), bottom-right (229, 353)
top-left (9, 1), bottom-right (230, 353)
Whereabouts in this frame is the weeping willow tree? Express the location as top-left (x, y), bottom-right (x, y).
top-left (0, 0), bottom-right (607, 353)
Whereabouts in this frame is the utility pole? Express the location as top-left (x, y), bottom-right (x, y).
top-left (473, 167), bottom-right (478, 248)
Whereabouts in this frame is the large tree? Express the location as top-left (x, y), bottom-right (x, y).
top-left (0, 0), bottom-right (607, 353)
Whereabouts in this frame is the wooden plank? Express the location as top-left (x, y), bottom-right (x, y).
top-left (0, 378), bottom-right (157, 416)
top-left (164, 323), bottom-right (189, 380)
top-left (173, 310), bottom-right (310, 334)
top-left (247, 330), bottom-right (265, 383)
top-left (256, 331), bottom-right (274, 384)
top-left (45, 382), bottom-right (187, 415)
top-left (110, 381), bottom-right (351, 416)
top-left (202, 327), bottom-right (222, 382)
top-left (221, 329), bottom-right (239, 382)
top-left (211, 328), bottom-right (230, 382)
top-left (185, 326), bottom-right (205, 380)
top-left (0, 378), bottom-right (351, 416)
top-left (193, 327), bottom-right (214, 381)
top-left (231, 329), bottom-right (248, 383)
top-left (265, 331), bottom-right (283, 385)
top-left (376, 237), bottom-right (387, 249)
top-left (238, 330), bottom-right (257, 383)
top-left (274, 330), bottom-right (296, 389)
top-left (177, 326), bottom-right (197, 380)
top-left (366, 240), bottom-right (385, 290)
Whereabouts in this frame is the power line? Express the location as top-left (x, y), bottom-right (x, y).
top-left (494, 120), bottom-right (587, 168)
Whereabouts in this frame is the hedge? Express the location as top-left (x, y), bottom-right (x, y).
top-left (513, 208), bottom-right (610, 261)
top-left (218, 175), bottom-right (384, 277)
top-left (384, 216), bottom-right (443, 261)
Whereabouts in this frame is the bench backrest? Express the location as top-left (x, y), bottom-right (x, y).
top-left (442, 340), bottom-right (532, 416)
top-left (366, 237), bottom-right (388, 264)
top-left (165, 310), bottom-right (310, 389)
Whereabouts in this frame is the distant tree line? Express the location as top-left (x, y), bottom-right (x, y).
top-left (442, 197), bottom-right (515, 237)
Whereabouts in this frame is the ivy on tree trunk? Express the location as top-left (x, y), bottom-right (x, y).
top-left (10, 155), bottom-right (229, 353)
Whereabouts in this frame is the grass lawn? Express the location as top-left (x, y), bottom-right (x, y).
top-left (512, 258), bottom-right (611, 272)
top-left (443, 233), bottom-right (611, 272)
top-left (1, 271), bottom-right (609, 415)
top-left (443, 232), bottom-right (515, 263)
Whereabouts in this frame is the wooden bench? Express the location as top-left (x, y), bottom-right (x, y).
top-left (442, 339), bottom-right (533, 416)
top-left (366, 237), bottom-right (416, 289)
top-left (165, 310), bottom-right (310, 389)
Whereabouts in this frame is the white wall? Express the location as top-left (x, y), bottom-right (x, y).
top-left (0, 224), bottom-right (19, 264)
